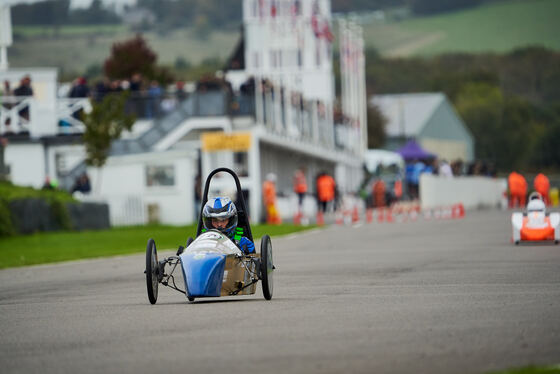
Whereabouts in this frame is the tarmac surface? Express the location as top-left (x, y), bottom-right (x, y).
top-left (1, 209), bottom-right (559, 374)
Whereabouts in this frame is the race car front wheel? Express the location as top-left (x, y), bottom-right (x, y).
top-left (260, 235), bottom-right (274, 300)
top-left (145, 238), bottom-right (159, 304)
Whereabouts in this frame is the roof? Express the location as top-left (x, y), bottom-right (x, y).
top-left (370, 93), bottom-right (445, 137)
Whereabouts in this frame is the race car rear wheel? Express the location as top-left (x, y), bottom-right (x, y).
top-left (260, 235), bottom-right (274, 300)
top-left (145, 238), bottom-right (159, 304)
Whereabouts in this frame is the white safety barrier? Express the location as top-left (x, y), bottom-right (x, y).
top-left (419, 174), bottom-right (506, 210)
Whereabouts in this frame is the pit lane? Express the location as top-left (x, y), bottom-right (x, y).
top-left (1, 209), bottom-right (559, 374)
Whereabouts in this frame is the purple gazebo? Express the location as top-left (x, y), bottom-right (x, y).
top-left (396, 140), bottom-right (436, 161)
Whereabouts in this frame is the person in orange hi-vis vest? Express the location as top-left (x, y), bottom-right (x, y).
top-left (263, 173), bottom-right (281, 224)
top-left (393, 179), bottom-right (403, 203)
top-left (293, 168), bottom-right (308, 213)
top-left (317, 173), bottom-right (336, 213)
top-left (533, 173), bottom-right (550, 206)
top-left (372, 179), bottom-right (386, 208)
top-left (508, 171), bottom-right (527, 208)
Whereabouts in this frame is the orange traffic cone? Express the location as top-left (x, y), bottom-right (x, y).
top-left (458, 203), bottom-right (465, 218)
top-left (385, 207), bottom-right (394, 223)
top-left (352, 205), bottom-right (360, 224)
top-left (316, 211), bottom-right (325, 226)
top-left (294, 212), bottom-right (301, 225)
top-left (377, 208), bottom-right (384, 222)
top-left (335, 210), bottom-right (344, 225)
top-left (366, 208), bottom-right (373, 223)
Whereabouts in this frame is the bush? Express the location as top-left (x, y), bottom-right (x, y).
top-left (0, 181), bottom-right (75, 236)
top-left (0, 199), bottom-right (15, 237)
top-left (49, 199), bottom-right (72, 231)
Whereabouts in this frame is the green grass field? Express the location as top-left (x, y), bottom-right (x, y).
top-left (0, 223), bottom-right (316, 269)
top-left (364, 0), bottom-right (560, 57)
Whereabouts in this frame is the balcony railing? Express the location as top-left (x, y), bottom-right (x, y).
top-left (1, 89), bottom-right (358, 155)
top-left (0, 96), bottom-right (32, 135)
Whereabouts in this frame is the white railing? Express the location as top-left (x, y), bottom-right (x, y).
top-left (0, 96), bottom-right (32, 134)
top-left (0, 96), bottom-right (92, 136)
top-left (56, 98), bottom-right (91, 134)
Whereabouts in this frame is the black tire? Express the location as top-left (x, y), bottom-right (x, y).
top-left (145, 238), bottom-right (158, 304)
top-left (260, 235), bottom-right (274, 300)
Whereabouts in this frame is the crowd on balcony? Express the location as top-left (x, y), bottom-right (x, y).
top-left (1, 75), bottom-right (34, 133)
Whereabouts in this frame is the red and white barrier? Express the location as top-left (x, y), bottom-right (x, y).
top-left (329, 201), bottom-right (466, 226)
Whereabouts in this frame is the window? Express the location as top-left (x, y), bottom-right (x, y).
top-left (234, 152), bottom-right (249, 177)
top-left (146, 165), bottom-right (175, 187)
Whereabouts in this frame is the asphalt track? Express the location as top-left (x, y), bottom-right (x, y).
top-left (1, 209), bottom-right (559, 374)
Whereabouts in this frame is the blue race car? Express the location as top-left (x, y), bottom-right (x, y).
top-left (145, 167), bottom-right (274, 304)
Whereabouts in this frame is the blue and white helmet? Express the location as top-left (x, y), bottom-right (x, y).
top-left (202, 197), bottom-right (238, 235)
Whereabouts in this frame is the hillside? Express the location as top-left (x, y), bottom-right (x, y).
top-left (7, 0), bottom-right (560, 76)
top-left (9, 26), bottom-right (239, 78)
top-left (363, 0), bottom-right (560, 57)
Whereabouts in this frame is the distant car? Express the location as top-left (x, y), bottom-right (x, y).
top-left (511, 192), bottom-right (559, 245)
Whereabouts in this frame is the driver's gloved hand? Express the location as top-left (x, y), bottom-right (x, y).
top-left (238, 237), bottom-right (255, 254)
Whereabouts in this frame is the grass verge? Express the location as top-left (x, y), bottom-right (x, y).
top-left (0, 223), bottom-right (316, 269)
top-left (487, 365), bottom-right (560, 374)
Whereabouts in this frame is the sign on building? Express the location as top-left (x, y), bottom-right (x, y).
top-left (201, 132), bottom-right (252, 152)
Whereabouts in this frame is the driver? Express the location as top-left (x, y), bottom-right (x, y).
top-left (202, 197), bottom-right (255, 254)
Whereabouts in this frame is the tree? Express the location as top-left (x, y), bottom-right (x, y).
top-left (104, 35), bottom-right (157, 80)
top-left (455, 82), bottom-right (536, 171)
top-left (81, 92), bottom-right (135, 191)
top-left (104, 35), bottom-right (174, 84)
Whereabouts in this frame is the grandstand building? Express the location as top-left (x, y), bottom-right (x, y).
top-left (0, 0), bottom-right (367, 225)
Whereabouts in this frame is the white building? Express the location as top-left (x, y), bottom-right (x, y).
top-left (1, 0), bottom-right (367, 226)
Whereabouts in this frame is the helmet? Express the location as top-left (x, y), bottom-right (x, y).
top-left (527, 196), bottom-right (545, 213)
top-left (202, 197), bottom-right (238, 236)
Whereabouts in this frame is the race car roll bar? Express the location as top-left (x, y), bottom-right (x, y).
top-left (196, 167), bottom-right (254, 242)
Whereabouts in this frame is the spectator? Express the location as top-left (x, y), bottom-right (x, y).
top-left (69, 77), bottom-right (90, 98)
top-left (372, 178), bottom-right (386, 208)
top-left (42, 177), bottom-right (54, 190)
top-left (533, 173), bottom-right (550, 206)
top-left (438, 159), bottom-right (453, 178)
top-left (13, 75), bottom-right (33, 122)
top-left (128, 73), bottom-right (144, 116)
top-left (146, 80), bottom-right (162, 118)
top-left (68, 77), bottom-right (90, 121)
top-left (263, 173), bottom-right (281, 224)
top-left (2, 80), bottom-right (13, 129)
top-left (293, 167), bottom-right (307, 215)
top-left (316, 172), bottom-right (336, 213)
top-left (451, 159), bottom-right (464, 176)
top-left (93, 78), bottom-right (110, 102)
top-left (393, 178), bottom-right (403, 203)
top-left (406, 159), bottom-right (425, 200)
top-left (508, 171), bottom-right (527, 208)
top-left (71, 173), bottom-right (91, 194)
top-left (176, 81), bottom-right (187, 102)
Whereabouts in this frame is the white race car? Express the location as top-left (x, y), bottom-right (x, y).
top-left (511, 192), bottom-right (559, 245)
